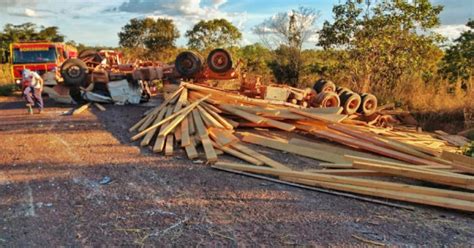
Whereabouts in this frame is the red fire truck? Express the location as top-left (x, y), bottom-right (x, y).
top-left (10, 41), bottom-right (78, 86)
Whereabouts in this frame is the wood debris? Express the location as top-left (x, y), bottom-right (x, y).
top-left (130, 83), bottom-right (474, 212)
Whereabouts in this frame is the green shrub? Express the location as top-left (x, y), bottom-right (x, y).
top-left (0, 84), bottom-right (16, 96)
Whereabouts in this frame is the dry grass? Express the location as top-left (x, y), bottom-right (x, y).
top-left (0, 64), bottom-right (13, 85)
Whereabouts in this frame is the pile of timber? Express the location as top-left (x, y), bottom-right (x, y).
top-left (129, 83), bottom-right (474, 212)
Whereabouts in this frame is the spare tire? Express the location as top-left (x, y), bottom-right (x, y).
top-left (340, 91), bottom-right (361, 115)
top-left (207, 48), bottom-right (233, 73)
top-left (313, 79), bottom-right (336, 93)
top-left (61, 59), bottom-right (88, 87)
top-left (175, 51), bottom-right (203, 77)
top-left (358, 93), bottom-right (378, 116)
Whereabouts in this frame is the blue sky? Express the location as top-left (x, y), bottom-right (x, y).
top-left (0, 0), bottom-right (472, 47)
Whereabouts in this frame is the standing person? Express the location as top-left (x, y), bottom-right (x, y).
top-left (22, 69), bottom-right (44, 114)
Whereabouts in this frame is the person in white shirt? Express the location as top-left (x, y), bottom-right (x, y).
top-left (22, 69), bottom-right (44, 113)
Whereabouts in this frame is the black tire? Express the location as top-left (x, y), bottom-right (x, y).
top-left (340, 91), bottom-right (361, 115)
top-left (313, 79), bottom-right (336, 93)
top-left (207, 48), bottom-right (233, 73)
top-left (337, 87), bottom-right (351, 96)
top-left (78, 49), bottom-right (103, 63)
top-left (315, 92), bottom-right (340, 107)
top-left (358, 93), bottom-right (378, 116)
top-left (175, 51), bottom-right (203, 77)
top-left (61, 59), bottom-right (88, 87)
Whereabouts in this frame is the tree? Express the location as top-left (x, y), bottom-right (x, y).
top-left (318, 0), bottom-right (444, 96)
top-left (186, 19), bottom-right (242, 51)
top-left (439, 20), bottom-right (474, 93)
top-left (253, 7), bottom-right (318, 86)
top-left (0, 23), bottom-right (65, 63)
top-left (239, 43), bottom-right (273, 76)
top-left (118, 18), bottom-right (180, 50)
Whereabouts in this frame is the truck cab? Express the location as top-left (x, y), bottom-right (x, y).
top-left (10, 41), bottom-right (77, 87)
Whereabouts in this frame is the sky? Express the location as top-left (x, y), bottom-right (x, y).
top-left (0, 0), bottom-right (472, 47)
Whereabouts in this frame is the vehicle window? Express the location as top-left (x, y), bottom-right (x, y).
top-left (12, 47), bottom-right (57, 64)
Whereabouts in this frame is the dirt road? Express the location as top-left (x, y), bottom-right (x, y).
top-left (0, 96), bottom-right (473, 246)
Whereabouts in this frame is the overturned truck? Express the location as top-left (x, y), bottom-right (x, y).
top-left (55, 48), bottom-right (238, 105)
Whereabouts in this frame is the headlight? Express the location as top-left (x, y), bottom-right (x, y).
top-left (16, 80), bottom-right (21, 85)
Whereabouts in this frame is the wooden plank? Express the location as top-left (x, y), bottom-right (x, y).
top-left (164, 134), bottom-right (174, 156)
top-left (264, 119), bottom-right (296, 132)
top-left (344, 155), bottom-right (454, 171)
top-left (200, 136), bottom-right (218, 163)
top-left (219, 104), bottom-right (266, 124)
top-left (72, 103), bottom-right (91, 115)
top-left (289, 108), bottom-right (347, 123)
top-left (241, 133), bottom-right (347, 163)
top-left (212, 165), bottom-right (414, 210)
top-left (198, 105), bottom-right (224, 128)
top-left (220, 104), bottom-right (295, 131)
top-left (129, 86), bottom-right (183, 132)
top-left (201, 101), bottom-right (222, 113)
top-left (131, 95), bottom-right (209, 141)
top-left (230, 143), bottom-right (291, 170)
top-left (311, 130), bottom-right (444, 166)
top-left (223, 117), bottom-right (239, 128)
top-left (283, 177), bottom-right (474, 212)
top-left (329, 124), bottom-right (452, 165)
top-left (441, 151), bottom-right (474, 168)
top-left (174, 125), bottom-right (181, 141)
top-left (140, 107), bottom-right (167, 147)
top-left (305, 107), bottom-right (343, 115)
top-left (211, 141), bottom-right (264, 166)
top-left (215, 162), bottom-right (474, 204)
top-left (152, 106), bottom-right (174, 153)
top-left (184, 143), bottom-right (199, 159)
top-left (181, 114), bottom-right (191, 147)
top-left (208, 127), bottom-right (238, 146)
top-left (173, 88), bottom-right (188, 113)
top-left (93, 102), bottom-right (106, 111)
top-left (289, 138), bottom-right (402, 164)
top-left (303, 169), bottom-right (386, 177)
top-left (352, 161), bottom-right (474, 189)
top-left (193, 109), bottom-right (218, 162)
top-left (192, 109), bottom-right (208, 138)
top-left (202, 104), bottom-right (234, 130)
top-left (188, 114), bottom-right (196, 135)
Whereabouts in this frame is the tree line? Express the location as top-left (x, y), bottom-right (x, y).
top-left (0, 0), bottom-right (472, 110)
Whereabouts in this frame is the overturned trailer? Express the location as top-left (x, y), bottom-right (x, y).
top-left (56, 48), bottom-right (238, 104)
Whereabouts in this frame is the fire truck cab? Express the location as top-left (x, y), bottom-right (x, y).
top-left (10, 41), bottom-right (78, 87)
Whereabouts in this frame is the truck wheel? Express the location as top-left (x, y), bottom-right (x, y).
top-left (207, 49), bottom-right (232, 73)
top-left (336, 87), bottom-right (351, 96)
top-left (358, 93), bottom-right (378, 116)
top-left (340, 91), bottom-right (361, 115)
top-left (61, 59), bottom-right (88, 87)
top-left (314, 92), bottom-right (340, 107)
top-left (313, 79), bottom-right (336, 93)
top-left (175, 51), bottom-right (203, 77)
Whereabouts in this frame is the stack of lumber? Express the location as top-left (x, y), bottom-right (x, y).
top-left (129, 83), bottom-right (474, 212)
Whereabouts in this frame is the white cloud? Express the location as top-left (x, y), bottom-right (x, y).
top-left (212, 0), bottom-right (227, 9)
top-left (433, 24), bottom-right (470, 41)
top-left (24, 8), bottom-right (36, 17)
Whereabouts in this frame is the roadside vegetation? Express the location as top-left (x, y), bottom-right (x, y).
top-left (0, 0), bottom-right (472, 114)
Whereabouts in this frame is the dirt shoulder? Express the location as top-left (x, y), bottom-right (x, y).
top-left (0, 96), bottom-right (473, 246)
